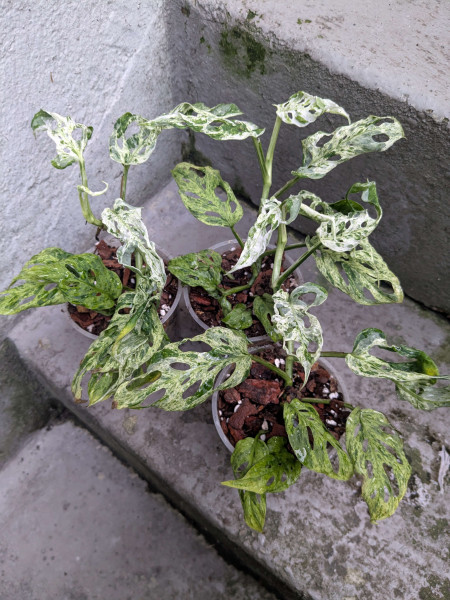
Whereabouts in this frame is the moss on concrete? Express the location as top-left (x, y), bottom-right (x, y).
top-left (219, 25), bottom-right (267, 77)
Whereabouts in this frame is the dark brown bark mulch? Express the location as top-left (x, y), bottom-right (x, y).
top-left (218, 345), bottom-right (351, 448)
top-left (189, 247), bottom-right (298, 337)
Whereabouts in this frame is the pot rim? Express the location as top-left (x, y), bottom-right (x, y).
top-left (211, 343), bottom-right (351, 453)
top-left (183, 238), bottom-right (304, 344)
top-left (64, 239), bottom-right (182, 340)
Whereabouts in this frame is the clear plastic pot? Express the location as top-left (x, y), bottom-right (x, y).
top-left (183, 239), bottom-right (303, 344)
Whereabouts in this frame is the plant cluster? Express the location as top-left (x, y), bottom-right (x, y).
top-left (1, 92), bottom-right (448, 532)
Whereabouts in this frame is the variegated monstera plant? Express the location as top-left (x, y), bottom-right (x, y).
top-left (1, 93), bottom-right (448, 533)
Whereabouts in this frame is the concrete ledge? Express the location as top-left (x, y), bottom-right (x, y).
top-left (8, 182), bottom-right (450, 600)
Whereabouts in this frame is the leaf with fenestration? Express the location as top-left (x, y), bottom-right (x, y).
top-left (113, 327), bottom-right (252, 410)
top-left (346, 408), bottom-right (411, 521)
top-left (31, 110), bottom-right (93, 169)
top-left (276, 91), bottom-right (350, 127)
top-left (0, 248), bottom-right (122, 315)
top-left (230, 437), bottom-right (269, 533)
top-left (152, 102), bottom-right (265, 140)
top-left (171, 163), bottom-right (243, 227)
top-left (284, 400), bottom-right (353, 480)
top-left (109, 113), bottom-right (161, 166)
top-left (72, 293), bottom-right (167, 405)
top-left (293, 116), bottom-right (404, 179)
top-left (395, 381), bottom-right (450, 411)
top-left (307, 237), bottom-right (404, 305)
top-left (168, 250), bottom-right (222, 293)
top-left (253, 294), bottom-right (281, 342)
top-left (221, 303), bottom-right (253, 330)
top-left (222, 437), bottom-right (301, 494)
top-left (101, 198), bottom-right (166, 295)
top-left (272, 283), bottom-right (327, 383)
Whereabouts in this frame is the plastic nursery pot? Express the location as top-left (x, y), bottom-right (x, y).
top-left (211, 345), bottom-right (350, 453)
top-left (65, 244), bottom-right (182, 341)
top-left (183, 239), bottom-right (303, 344)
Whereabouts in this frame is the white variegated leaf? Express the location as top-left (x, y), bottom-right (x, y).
top-left (395, 381), bottom-right (450, 411)
top-left (346, 408), bottom-right (411, 521)
top-left (114, 327), bottom-right (252, 410)
top-left (152, 102), bottom-right (264, 140)
top-left (77, 182), bottom-right (109, 197)
top-left (31, 110), bottom-right (93, 169)
top-left (307, 237), bottom-right (404, 305)
top-left (101, 198), bottom-right (166, 295)
top-left (272, 283), bottom-right (328, 383)
top-left (109, 113), bottom-right (161, 166)
top-left (275, 91), bottom-right (350, 127)
top-left (294, 116), bottom-right (404, 179)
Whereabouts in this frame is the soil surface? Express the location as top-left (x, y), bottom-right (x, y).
top-left (218, 345), bottom-right (351, 448)
top-left (68, 240), bottom-right (178, 336)
top-left (189, 247), bottom-right (298, 338)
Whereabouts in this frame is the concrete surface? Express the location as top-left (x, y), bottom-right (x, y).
top-left (7, 181), bottom-right (450, 600)
top-left (1, 1), bottom-right (449, 344)
top-left (0, 420), bottom-right (276, 600)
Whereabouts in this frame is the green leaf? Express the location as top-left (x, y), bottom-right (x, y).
top-left (0, 248), bottom-right (122, 315)
top-left (113, 327), bottom-right (253, 410)
top-left (167, 250), bottom-right (222, 294)
top-left (221, 303), bottom-right (253, 330)
top-left (284, 400), bottom-right (353, 480)
top-left (31, 110), bottom-right (93, 169)
top-left (299, 182), bottom-right (382, 252)
top-left (275, 91), bottom-right (350, 127)
top-left (252, 294), bottom-right (281, 342)
top-left (346, 408), bottom-right (411, 521)
top-left (101, 198), bottom-right (166, 295)
top-left (395, 381), bottom-right (450, 411)
top-left (222, 437), bottom-right (301, 494)
top-left (230, 437), bottom-right (269, 533)
top-left (152, 102), bottom-right (265, 140)
top-left (293, 116), bottom-right (404, 180)
top-left (307, 237), bottom-right (404, 305)
top-left (171, 163), bottom-right (243, 228)
top-left (272, 283), bottom-right (328, 383)
top-left (346, 328), bottom-right (441, 384)
top-left (72, 294), bottom-right (167, 405)
top-left (109, 112), bottom-right (161, 166)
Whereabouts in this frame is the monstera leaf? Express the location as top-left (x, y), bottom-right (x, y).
top-left (0, 248), bottom-right (122, 315)
top-left (395, 381), bottom-right (450, 411)
top-left (228, 195), bottom-right (301, 274)
top-left (295, 182), bottom-right (382, 253)
top-left (252, 294), bottom-right (281, 342)
top-left (168, 250), bottom-right (223, 294)
top-left (171, 163), bottom-right (243, 228)
top-left (229, 436), bottom-right (269, 533)
top-left (284, 400), bottom-right (353, 480)
top-left (72, 292), bottom-right (167, 405)
top-left (307, 237), bottom-right (403, 305)
top-left (101, 198), bottom-right (166, 295)
top-left (222, 437), bottom-right (302, 494)
top-left (151, 102), bottom-right (264, 140)
top-left (221, 303), bottom-right (253, 330)
top-left (272, 283), bottom-right (328, 383)
top-left (109, 113), bottom-right (161, 166)
top-left (113, 327), bottom-right (253, 410)
top-left (276, 91), bottom-right (350, 127)
top-left (346, 408), bottom-right (411, 521)
top-left (293, 115), bottom-right (404, 180)
top-left (31, 110), bottom-right (93, 169)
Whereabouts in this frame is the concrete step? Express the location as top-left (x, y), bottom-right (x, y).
top-left (0, 419), bottom-right (276, 600)
top-left (7, 181), bottom-right (450, 600)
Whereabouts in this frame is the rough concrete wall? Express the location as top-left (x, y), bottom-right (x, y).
top-left (0, 0), bottom-right (181, 339)
top-left (168, 1), bottom-right (450, 314)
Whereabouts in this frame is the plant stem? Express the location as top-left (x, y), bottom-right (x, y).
top-left (120, 164), bottom-right (130, 200)
top-left (230, 226), bottom-right (244, 249)
top-left (78, 159), bottom-right (104, 228)
top-left (275, 241), bottom-right (321, 288)
top-left (285, 341), bottom-right (294, 381)
top-left (260, 116), bottom-right (282, 205)
top-left (134, 249), bottom-right (143, 288)
top-left (261, 242), bottom-right (307, 258)
top-left (300, 397), bottom-right (354, 410)
top-left (273, 175), bottom-right (300, 200)
top-left (272, 207), bottom-right (287, 291)
top-left (320, 351), bottom-right (348, 358)
top-left (250, 354), bottom-right (293, 387)
top-left (252, 138), bottom-right (268, 182)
